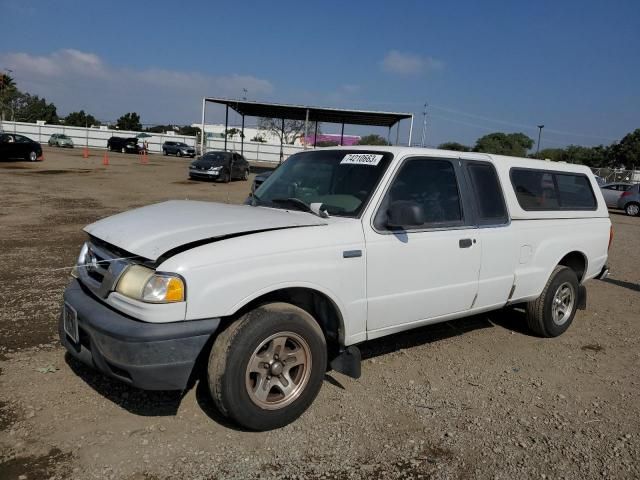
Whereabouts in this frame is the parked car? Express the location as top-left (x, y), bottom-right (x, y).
top-left (616, 183), bottom-right (640, 216)
top-left (107, 136), bottom-right (141, 154)
top-left (600, 182), bottom-right (634, 208)
top-left (163, 141), bottom-right (195, 157)
top-left (48, 133), bottom-right (74, 148)
top-left (188, 151), bottom-right (249, 182)
top-left (251, 170), bottom-right (273, 194)
top-left (60, 147), bottom-right (611, 431)
top-left (0, 133), bottom-right (43, 161)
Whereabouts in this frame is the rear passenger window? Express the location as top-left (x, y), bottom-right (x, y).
top-left (466, 163), bottom-right (508, 224)
top-left (510, 168), bottom-right (596, 211)
top-left (374, 158), bottom-right (463, 230)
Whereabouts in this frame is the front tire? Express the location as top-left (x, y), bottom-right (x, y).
top-left (28, 151), bottom-right (38, 162)
top-left (526, 265), bottom-right (579, 337)
top-left (121, 147), bottom-right (126, 154)
top-left (177, 150), bottom-right (182, 157)
top-left (163, 149), bottom-right (168, 156)
top-left (242, 168), bottom-right (249, 181)
top-left (625, 202), bottom-right (640, 217)
top-left (208, 303), bottom-right (327, 431)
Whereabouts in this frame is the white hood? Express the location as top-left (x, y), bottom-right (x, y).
top-left (84, 200), bottom-right (327, 261)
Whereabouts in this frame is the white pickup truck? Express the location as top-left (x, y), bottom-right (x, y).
top-left (60, 147), bottom-right (611, 430)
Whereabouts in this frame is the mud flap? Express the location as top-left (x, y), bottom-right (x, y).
top-left (577, 285), bottom-right (587, 310)
top-left (330, 345), bottom-right (361, 379)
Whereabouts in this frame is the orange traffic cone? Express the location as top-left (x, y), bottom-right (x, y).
top-left (102, 152), bottom-right (109, 166)
top-left (83, 147), bottom-right (89, 159)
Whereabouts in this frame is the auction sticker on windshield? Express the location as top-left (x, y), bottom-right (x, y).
top-left (340, 153), bottom-right (384, 166)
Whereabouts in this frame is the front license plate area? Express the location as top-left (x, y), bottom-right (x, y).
top-left (63, 303), bottom-right (79, 344)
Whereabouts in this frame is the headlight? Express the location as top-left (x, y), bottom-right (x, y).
top-left (208, 166), bottom-right (222, 172)
top-left (116, 265), bottom-right (185, 303)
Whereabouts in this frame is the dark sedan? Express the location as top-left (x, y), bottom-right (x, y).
top-left (0, 133), bottom-right (43, 161)
top-left (189, 151), bottom-right (249, 183)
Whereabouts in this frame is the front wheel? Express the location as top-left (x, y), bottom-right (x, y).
top-left (163, 149), bottom-right (168, 156)
top-left (242, 168), bottom-right (249, 181)
top-left (625, 202), bottom-right (640, 217)
top-left (177, 150), bottom-right (182, 157)
top-left (526, 265), bottom-right (579, 337)
top-left (121, 147), bottom-right (126, 154)
top-left (208, 303), bottom-right (327, 431)
top-left (28, 151), bottom-right (38, 162)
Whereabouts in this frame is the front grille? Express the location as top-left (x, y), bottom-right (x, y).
top-left (78, 242), bottom-right (130, 298)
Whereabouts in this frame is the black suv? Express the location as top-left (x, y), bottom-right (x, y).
top-left (107, 136), bottom-right (141, 154)
top-left (162, 141), bottom-right (195, 157)
top-left (189, 151), bottom-right (250, 182)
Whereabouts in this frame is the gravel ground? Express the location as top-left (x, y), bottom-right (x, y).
top-left (1, 147), bottom-right (639, 479)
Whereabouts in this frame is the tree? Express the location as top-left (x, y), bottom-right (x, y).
top-left (258, 117), bottom-right (319, 144)
top-left (224, 127), bottom-right (244, 139)
top-left (12, 92), bottom-right (59, 124)
top-left (357, 134), bottom-right (390, 146)
top-left (474, 132), bottom-right (534, 156)
top-left (250, 134), bottom-right (266, 143)
top-left (610, 129), bottom-right (640, 168)
top-left (178, 126), bottom-right (200, 136)
top-left (438, 141), bottom-right (470, 152)
top-left (0, 73), bottom-right (18, 121)
top-left (64, 110), bottom-right (100, 127)
top-left (315, 140), bottom-right (340, 147)
top-left (116, 112), bottom-right (142, 131)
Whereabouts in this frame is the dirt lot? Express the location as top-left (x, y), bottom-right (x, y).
top-left (1, 147), bottom-right (639, 479)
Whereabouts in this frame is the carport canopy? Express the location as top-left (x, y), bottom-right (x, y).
top-left (200, 97), bottom-right (414, 159)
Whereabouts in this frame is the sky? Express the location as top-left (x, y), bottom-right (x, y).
top-left (1, 0), bottom-right (639, 148)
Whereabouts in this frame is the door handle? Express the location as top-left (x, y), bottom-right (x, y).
top-left (459, 238), bottom-right (473, 248)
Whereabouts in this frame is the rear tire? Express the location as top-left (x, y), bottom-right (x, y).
top-left (121, 147), bottom-right (126, 154)
top-left (177, 150), bottom-right (182, 157)
top-left (208, 303), bottom-right (327, 431)
top-left (526, 265), bottom-right (579, 337)
top-left (163, 149), bottom-right (168, 156)
top-left (625, 202), bottom-right (640, 217)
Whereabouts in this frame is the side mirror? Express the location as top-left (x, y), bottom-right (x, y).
top-left (386, 201), bottom-right (425, 228)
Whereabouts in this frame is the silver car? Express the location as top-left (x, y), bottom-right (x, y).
top-left (616, 183), bottom-right (640, 216)
top-left (600, 182), bottom-right (634, 208)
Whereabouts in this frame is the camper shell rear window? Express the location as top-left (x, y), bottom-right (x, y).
top-left (510, 168), bottom-right (597, 211)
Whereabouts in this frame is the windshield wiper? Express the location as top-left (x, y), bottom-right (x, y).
top-left (270, 197), bottom-right (312, 212)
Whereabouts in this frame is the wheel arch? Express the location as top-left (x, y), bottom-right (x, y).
top-left (557, 250), bottom-right (588, 283)
top-left (222, 286), bottom-right (346, 356)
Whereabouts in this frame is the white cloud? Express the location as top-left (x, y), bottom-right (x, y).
top-left (380, 50), bottom-right (443, 76)
top-left (0, 50), bottom-right (274, 124)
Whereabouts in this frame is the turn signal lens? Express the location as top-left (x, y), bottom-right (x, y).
top-left (142, 274), bottom-right (185, 303)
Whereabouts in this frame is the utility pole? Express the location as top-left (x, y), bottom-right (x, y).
top-left (420, 102), bottom-right (428, 147)
top-left (536, 124), bottom-right (544, 155)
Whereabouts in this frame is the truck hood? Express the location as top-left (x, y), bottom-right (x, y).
top-left (84, 200), bottom-right (327, 261)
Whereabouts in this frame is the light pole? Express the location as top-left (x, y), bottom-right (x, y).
top-left (536, 124), bottom-right (544, 155)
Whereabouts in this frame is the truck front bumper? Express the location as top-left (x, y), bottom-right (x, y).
top-left (60, 279), bottom-right (220, 390)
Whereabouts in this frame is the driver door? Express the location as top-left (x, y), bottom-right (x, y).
top-left (364, 156), bottom-right (481, 336)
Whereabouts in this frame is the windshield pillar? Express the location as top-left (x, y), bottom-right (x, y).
top-left (224, 104), bottom-right (229, 152)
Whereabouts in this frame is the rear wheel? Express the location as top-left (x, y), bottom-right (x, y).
top-left (163, 149), bottom-right (168, 156)
top-left (208, 303), bottom-right (327, 431)
top-left (121, 147), bottom-right (126, 154)
top-left (526, 266), bottom-right (579, 337)
top-left (177, 150), bottom-right (183, 157)
top-left (625, 202), bottom-right (640, 217)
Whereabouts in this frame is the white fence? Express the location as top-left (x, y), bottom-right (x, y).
top-left (0, 120), bottom-right (304, 164)
top-left (205, 137), bottom-right (304, 164)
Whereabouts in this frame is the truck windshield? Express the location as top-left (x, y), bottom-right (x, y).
top-left (253, 150), bottom-right (393, 217)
